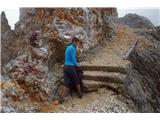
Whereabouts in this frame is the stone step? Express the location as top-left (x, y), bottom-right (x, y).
top-left (84, 71), bottom-right (125, 76)
top-left (82, 80), bottom-right (122, 93)
top-left (80, 65), bottom-right (127, 74)
top-left (83, 80), bottom-right (105, 92)
top-left (83, 71), bottom-right (125, 84)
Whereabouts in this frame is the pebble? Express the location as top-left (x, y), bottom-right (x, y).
top-left (53, 88), bottom-right (135, 113)
top-left (53, 100), bottom-right (59, 105)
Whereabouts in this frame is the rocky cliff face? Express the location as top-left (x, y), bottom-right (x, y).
top-left (1, 12), bottom-right (17, 66)
top-left (1, 8), bottom-right (117, 112)
top-left (2, 8), bottom-right (117, 67)
top-left (119, 13), bottom-right (154, 29)
top-left (13, 8), bottom-right (117, 69)
top-left (124, 26), bottom-right (160, 112)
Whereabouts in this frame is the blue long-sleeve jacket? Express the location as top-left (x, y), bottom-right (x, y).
top-left (64, 44), bottom-right (77, 66)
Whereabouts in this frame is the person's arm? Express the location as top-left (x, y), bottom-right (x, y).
top-left (70, 47), bottom-right (77, 66)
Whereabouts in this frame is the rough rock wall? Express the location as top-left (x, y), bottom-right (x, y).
top-left (1, 8), bottom-right (117, 69)
top-left (1, 11), bottom-right (30, 68)
top-left (124, 27), bottom-right (160, 112)
top-left (15, 8), bottom-right (117, 68)
top-left (1, 12), bottom-right (17, 66)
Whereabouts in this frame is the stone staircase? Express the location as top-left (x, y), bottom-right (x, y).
top-left (80, 65), bottom-right (127, 93)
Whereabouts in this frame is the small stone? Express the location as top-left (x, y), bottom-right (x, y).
top-left (60, 105), bottom-right (66, 110)
top-left (53, 100), bottom-right (59, 105)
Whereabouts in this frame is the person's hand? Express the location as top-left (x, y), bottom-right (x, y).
top-left (76, 63), bottom-right (81, 67)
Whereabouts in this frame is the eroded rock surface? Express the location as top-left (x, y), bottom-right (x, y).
top-left (124, 26), bottom-right (160, 112)
top-left (1, 8), bottom-right (118, 112)
top-left (1, 12), bottom-right (17, 66)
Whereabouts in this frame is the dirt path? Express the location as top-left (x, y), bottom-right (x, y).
top-left (81, 23), bottom-right (137, 66)
top-left (40, 22), bottom-right (139, 113)
top-left (40, 88), bottom-right (135, 113)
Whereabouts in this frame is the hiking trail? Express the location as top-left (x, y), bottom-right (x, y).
top-left (39, 21), bottom-right (142, 113)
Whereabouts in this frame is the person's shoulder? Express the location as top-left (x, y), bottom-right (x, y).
top-left (66, 45), bottom-right (72, 51)
top-left (66, 44), bottom-right (71, 49)
top-left (69, 45), bottom-right (75, 50)
top-left (66, 44), bottom-right (75, 51)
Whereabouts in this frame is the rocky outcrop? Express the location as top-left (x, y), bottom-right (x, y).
top-left (119, 13), bottom-right (154, 29)
top-left (1, 12), bottom-right (17, 66)
top-left (1, 80), bottom-right (42, 112)
top-left (146, 26), bottom-right (160, 40)
top-left (15, 8), bottom-right (117, 66)
top-left (123, 26), bottom-right (160, 112)
top-left (1, 8), bottom-right (117, 71)
top-left (1, 8), bottom-right (117, 112)
top-left (1, 50), bottom-right (62, 112)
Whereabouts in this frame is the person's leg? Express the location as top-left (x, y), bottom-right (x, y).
top-left (76, 84), bottom-right (82, 99)
top-left (60, 85), bottom-right (67, 98)
top-left (59, 66), bottom-right (69, 103)
top-left (70, 67), bottom-right (82, 99)
top-left (76, 84), bottom-right (81, 94)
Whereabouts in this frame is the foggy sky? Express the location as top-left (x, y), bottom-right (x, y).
top-left (1, 8), bottom-right (160, 29)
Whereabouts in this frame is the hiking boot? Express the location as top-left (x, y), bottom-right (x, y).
top-left (58, 97), bottom-right (64, 104)
top-left (78, 93), bottom-right (83, 99)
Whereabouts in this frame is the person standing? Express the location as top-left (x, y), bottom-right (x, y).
top-left (59, 37), bottom-right (82, 103)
